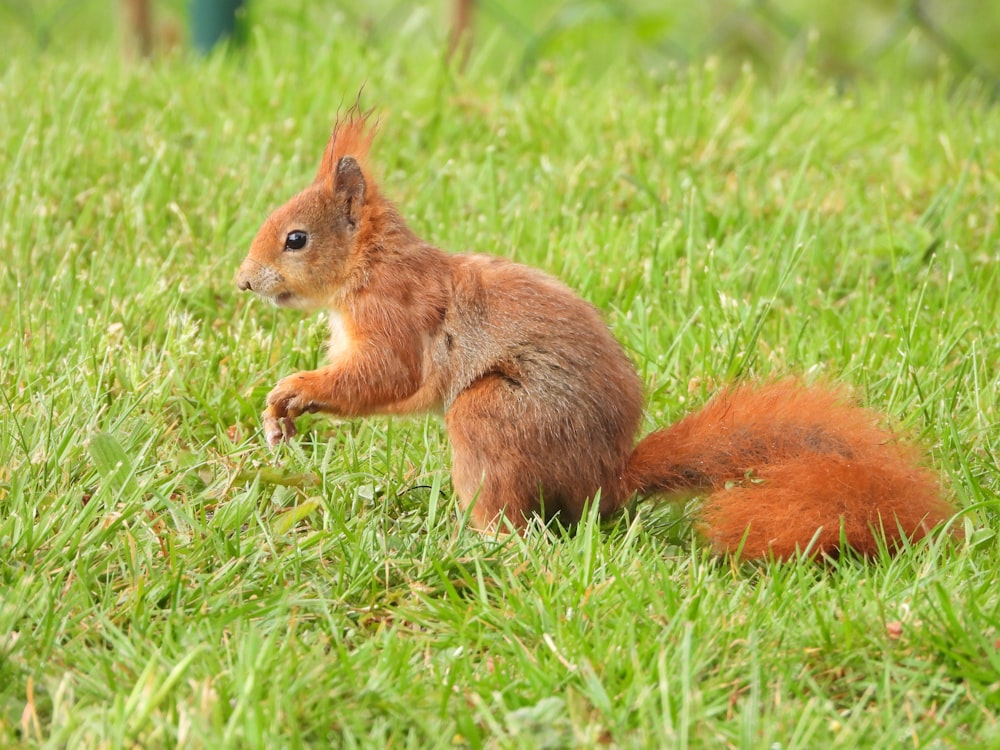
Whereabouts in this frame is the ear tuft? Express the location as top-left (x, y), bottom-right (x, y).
top-left (334, 156), bottom-right (366, 229)
top-left (315, 105), bottom-right (377, 183)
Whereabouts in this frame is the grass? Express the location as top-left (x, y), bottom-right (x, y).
top-left (2, 1), bottom-right (999, 747)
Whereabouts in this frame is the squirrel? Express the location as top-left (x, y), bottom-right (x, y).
top-left (235, 108), bottom-right (955, 560)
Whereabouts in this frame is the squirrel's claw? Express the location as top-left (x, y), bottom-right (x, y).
top-left (263, 378), bottom-right (306, 446)
top-left (263, 411), bottom-right (297, 447)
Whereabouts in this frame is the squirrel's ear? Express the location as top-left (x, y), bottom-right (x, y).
top-left (333, 156), bottom-right (366, 229)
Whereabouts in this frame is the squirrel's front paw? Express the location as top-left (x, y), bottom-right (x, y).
top-left (262, 408), bottom-right (297, 447)
top-left (263, 378), bottom-right (308, 446)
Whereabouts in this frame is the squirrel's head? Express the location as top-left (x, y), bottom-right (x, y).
top-left (237, 110), bottom-right (377, 310)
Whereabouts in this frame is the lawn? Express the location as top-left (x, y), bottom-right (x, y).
top-left (1, 1), bottom-right (999, 747)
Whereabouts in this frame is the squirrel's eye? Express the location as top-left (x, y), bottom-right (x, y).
top-left (284, 230), bottom-right (308, 251)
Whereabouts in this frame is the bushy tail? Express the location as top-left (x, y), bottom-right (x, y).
top-left (625, 380), bottom-right (955, 559)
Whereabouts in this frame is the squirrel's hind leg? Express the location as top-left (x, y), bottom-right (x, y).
top-left (445, 370), bottom-right (631, 531)
top-left (445, 375), bottom-right (544, 531)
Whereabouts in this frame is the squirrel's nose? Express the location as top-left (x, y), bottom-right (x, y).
top-left (237, 278), bottom-right (252, 291)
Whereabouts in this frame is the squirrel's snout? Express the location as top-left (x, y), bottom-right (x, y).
top-left (236, 261), bottom-right (255, 292)
top-left (237, 260), bottom-right (284, 296)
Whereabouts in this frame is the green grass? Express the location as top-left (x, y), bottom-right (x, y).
top-left (2, 2), bottom-right (1000, 747)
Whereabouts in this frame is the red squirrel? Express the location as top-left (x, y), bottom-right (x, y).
top-left (235, 109), bottom-right (954, 559)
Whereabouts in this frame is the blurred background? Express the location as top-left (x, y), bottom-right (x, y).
top-left (1, 0), bottom-right (998, 90)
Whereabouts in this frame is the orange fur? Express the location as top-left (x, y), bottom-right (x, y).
top-left (236, 112), bottom-right (955, 560)
top-left (315, 106), bottom-right (378, 186)
top-left (627, 381), bottom-right (953, 558)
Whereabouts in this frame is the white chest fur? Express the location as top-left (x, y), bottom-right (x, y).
top-left (326, 310), bottom-right (354, 361)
